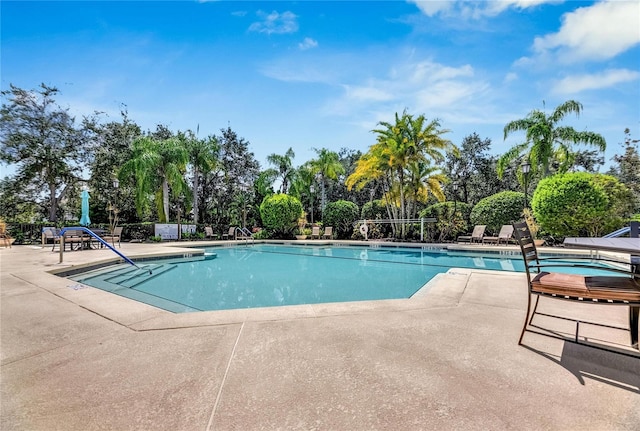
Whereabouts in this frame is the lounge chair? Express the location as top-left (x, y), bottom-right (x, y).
top-left (322, 226), bottom-right (333, 239)
top-left (513, 221), bottom-right (640, 349)
top-left (311, 226), bottom-right (321, 239)
top-left (457, 225), bottom-right (486, 244)
top-left (42, 227), bottom-right (60, 245)
top-left (204, 226), bottom-right (218, 240)
top-left (222, 227), bottom-right (235, 240)
top-left (102, 226), bottom-right (123, 248)
top-left (483, 225), bottom-right (514, 245)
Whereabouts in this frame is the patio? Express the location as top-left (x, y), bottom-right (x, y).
top-left (1, 242), bottom-right (638, 430)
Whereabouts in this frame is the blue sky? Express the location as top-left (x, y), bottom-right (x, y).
top-left (2, 0), bottom-right (639, 173)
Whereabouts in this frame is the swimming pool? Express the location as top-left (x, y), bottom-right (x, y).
top-left (70, 244), bottom-right (620, 313)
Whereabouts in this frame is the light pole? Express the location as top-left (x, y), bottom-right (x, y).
top-left (239, 183), bottom-right (248, 229)
top-left (177, 195), bottom-right (183, 241)
top-left (108, 179), bottom-right (119, 234)
top-left (521, 161), bottom-right (531, 212)
top-left (452, 181), bottom-right (459, 222)
top-left (309, 183), bottom-right (315, 224)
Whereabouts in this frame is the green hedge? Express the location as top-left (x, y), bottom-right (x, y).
top-left (323, 200), bottom-right (359, 239)
top-left (532, 172), bottom-right (631, 237)
top-left (259, 194), bottom-right (303, 238)
top-left (470, 191), bottom-right (525, 234)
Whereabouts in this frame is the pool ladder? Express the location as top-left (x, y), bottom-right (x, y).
top-left (235, 227), bottom-right (255, 246)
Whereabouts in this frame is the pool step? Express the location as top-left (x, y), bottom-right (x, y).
top-left (106, 264), bottom-right (177, 288)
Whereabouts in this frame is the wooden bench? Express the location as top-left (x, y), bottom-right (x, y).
top-left (513, 221), bottom-right (640, 350)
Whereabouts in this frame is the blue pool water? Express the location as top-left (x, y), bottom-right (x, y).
top-left (71, 244), bottom-right (620, 313)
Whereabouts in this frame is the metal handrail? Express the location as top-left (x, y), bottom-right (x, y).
top-left (235, 227), bottom-right (254, 245)
top-left (58, 227), bottom-right (150, 274)
top-left (603, 226), bottom-right (630, 238)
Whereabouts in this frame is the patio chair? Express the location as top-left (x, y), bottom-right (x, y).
top-left (53, 229), bottom-right (86, 251)
top-left (483, 225), bottom-right (514, 245)
top-left (0, 221), bottom-right (12, 248)
top-left (102, 226), bottom-right (123, 248)
top-left (457, 225), bottom-right (486, 244)
top-left (311, 226), bottom-right (321, 239)
top-left (322, 226), bottom-right (333, 239)
top-left (512, 221), bottom-right (640, 349)
top-left (204, 226), bottom-right (218, 240)
top-left (222, 227), bottom-right (235, 240)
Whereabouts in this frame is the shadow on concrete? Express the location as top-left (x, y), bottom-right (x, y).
top-left (522, 341), bottom-right (640, 393)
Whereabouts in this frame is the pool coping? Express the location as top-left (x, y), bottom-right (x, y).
top-left (37, 240), bottom-right (632, 332)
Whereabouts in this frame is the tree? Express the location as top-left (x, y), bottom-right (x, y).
top-left (119, 135), bottom-right (189, 222)
top-left (347, 111), bottom-right (454, 238)
top-left (202, 127), bottom-right (260, 229)
top-left (323, 200), bottom-right (359, 239)
top-left (444, 133), bottom-right (517, 205)
top-left (87, 108), bottom-right (141, 223)
top-left (310, 148), bottom-right (345, 220)
top-left (531, 172), bottom-right (630, 237)
top-left (470, 191), bottom-right (525, 234)
top-left (266, 147), bottom-right (295, 193)
top-left (259, 194), bottom-right (303, 238)
top-left (608, 128), bottom-right (640, 213)
top-left (185, 131), bottom-right (218, 225)
top-left (0, 83), bottom-right (95, 221)
top-left (289, 162), bottom-right (316, 223)
top-left (498, 100), bottom-right (606, 179)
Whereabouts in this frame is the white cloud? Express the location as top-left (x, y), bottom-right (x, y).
top-left (248, 10), bottom-right (298, 35)
top-left (532, 1), bottom-right (640, 62)
top-left (342, 84), bottom-right (394, 102)
top-left (408, 1), bottom-right (453, 17)
top-left (552, 69), bottom-right (640, 94)
top-left (504, 72), bottom-right (518, 83)
top-left (298, 37), bottom-right (318, 50)
top-left (324, 58), bottom-right (489, 120)
top-left (408, 0), bottom-right (560, 18)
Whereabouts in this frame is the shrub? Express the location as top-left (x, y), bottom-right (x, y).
top-left (470, 191), bottom-right (525, 234)
top-left (361, 199), bottom-right (387, 220)
top-left (323, 200), bottom-right (359, 239)
top-left (420, 201), bottom-right (472, 242)
top-left (259, 194), bottom-right (303, 238)
top-left (531, 172), bottom-right (626, 237)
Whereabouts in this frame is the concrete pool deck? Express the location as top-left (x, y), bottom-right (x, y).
top-left (1, 241), bottom-right (639, 430)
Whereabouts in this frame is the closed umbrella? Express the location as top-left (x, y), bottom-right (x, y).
top-left (79, 189), bottom-right (91, 226)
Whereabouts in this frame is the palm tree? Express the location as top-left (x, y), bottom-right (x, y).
top-left (310, 148), bottom-right (345, 220)
top-left (266, 147), bottom-right (295, 193)
top-left (364, 111), bottom-right (454, 237)
top-left (119, 136), bottom-right (189, 222)
top-left (186, 133), bottom-right (218, 225)
top-left (498, 100), bottom-right (606, 179)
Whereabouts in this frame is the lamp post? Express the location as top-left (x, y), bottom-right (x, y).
top-left (108, 179), bottom-right (119, 234)
top-left (239, 183), bottom-right (248, 230)
top-left (309, 183), bottom-right (315, 224)
top-left (177, 196), bottom-right (183, 241)
top-left (521, 161), bottom-right (531, 212)
top-left (452, 181), bottom-right (459, 221)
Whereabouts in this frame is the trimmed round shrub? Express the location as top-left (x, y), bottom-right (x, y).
top-left (259, 194), bottom-right (303, 238)
top-left (470, 191), bottom-right (525, 234)
top-left (323, 200), bottom-right (359, 239)
top-left (531, 172), bottom-right (623, 237)
top-left (421, 201), bottom-right (472, 242)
